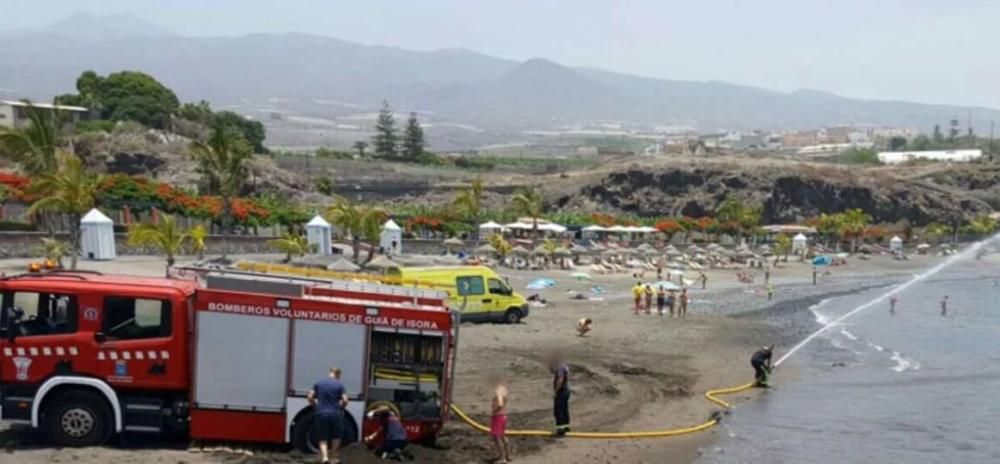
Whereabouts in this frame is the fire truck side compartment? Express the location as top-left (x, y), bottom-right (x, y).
top-left (290, 319), bottom-right (367, 396)
top-left (193, 311), bottom-right (289, 410)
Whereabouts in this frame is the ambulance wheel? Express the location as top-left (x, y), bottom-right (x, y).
top-left (292, 410), bottom-right (359, 454)
top-left (44, 390), bottom-right (114, 447)
top-left (504, 308), bottom-right (522, 324)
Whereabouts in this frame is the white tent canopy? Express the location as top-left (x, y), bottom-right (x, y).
top-left (479, 221), bottom-right (503, 230)
top-left (81, 208), bottom-right (116, 260)
top-left (889, 235), bottom-right (903, 251)
top-left (792, 233), bottom-right (808, 252)
top-left (503, 221), bottom-right (567, 233)
top-left (380, 219), bottom-right (402, 255)
top-left (305, 215), bottom-right (333, 255)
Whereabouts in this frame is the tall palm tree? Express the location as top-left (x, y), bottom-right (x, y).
top-left (0, 100), bottom-right (63, 176)
top-left (327, 198), bottom-right (388, 264)
top-left (189, 224), bottom-right (208, 260)
top-left (267, 232), bottom-right (309, 263)
top-left (838, 209), bottom-right (871, 253)
top-left (27, 153), bottom-right (103, 270)
top-left (453, 177), bottom-right (484, 220)
top-left (189, 124), bottom-right (253, 260)
top-left (511, 187), bottom-right (544, 242)
top-left (127, 214), bottom-right (189, 275)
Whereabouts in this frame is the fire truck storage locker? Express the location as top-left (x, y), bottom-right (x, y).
top-left (191, 310), bottom-right (290, 443)
top-left (290, 319), bottom-right (366, 396)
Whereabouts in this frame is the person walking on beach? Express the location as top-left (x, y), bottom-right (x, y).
top-left (644, 284), bottom-right (654, 314)
top-left (679, 288), bottom-right (689, 317)
top-left (764, 266), bottom-right (771, 285)
top-left (766, 283), bottom-right (774, 301)
top-left (889, 295), bottom-right (898, 315)
top-left (699, 272), bottom-right (708, 290)
top-left (940, 295), bottom-right (948, 316)
top-left (668, 290), bottom-right (678, 318)
top-left (656, 285), bottom-right (666, 316)
top-left (632, 281), bottom-right (644, 315)
top-left (812, 266), bottom-right (818, 286)
top-left (751, 345), bottom-right (774, 387)
top-left (489, 382), bottom-right (511, 463)
top-left (549, 354), bottom-right (571, 436)
top-left (308, 366), bottom-right (349, 464)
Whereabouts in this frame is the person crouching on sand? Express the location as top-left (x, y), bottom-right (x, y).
top-left (490, 382), bottom-right (511, 464)
top-left (576, 318), bottom-right (593, 336)
top-left (751, 345), bottom-right (774, 387)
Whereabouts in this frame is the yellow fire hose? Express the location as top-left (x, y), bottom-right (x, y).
top-left (449, 381), bottom-right (756, 439)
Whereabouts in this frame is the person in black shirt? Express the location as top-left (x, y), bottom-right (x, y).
top-left (751, 346), bottom-right (774, 387)
top-left (549, 353), bottom-right (571, 436)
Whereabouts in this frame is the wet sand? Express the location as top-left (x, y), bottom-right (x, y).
top-left (0, 253), bottom-right (940, 464)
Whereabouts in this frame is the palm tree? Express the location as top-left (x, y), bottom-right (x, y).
top-left (267, 232), bottom-right (309, 263)
top-left (127, 214), bottom-right (189, 275)
top-left (189, 124), bottom-right (253, 259)
top-left (488, 233), bottom-right (512, 263)
top-left (815, 213), bottom-right (843, 248)
top-left (0, 100), bottom-right (63, 176)
top-left (189, 224), bottom-right (207, 260)
top-left (327, 198), bottom-right (388, 264)
top-left (773, 234), bottom-right (792, 266)
top-left (511, 187), bottom-right (544, 241)
top-left (453, 177), bottom-right (485, 220)
top-left (37, 237), bottom-right (70, 268)
top-left (838, 209), bottom-right (871, 253)
top-left (27, 153), bottom-right (103, 270)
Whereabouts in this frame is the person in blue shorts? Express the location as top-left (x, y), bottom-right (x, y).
top-left (308, 366), bottom-right (349, 464)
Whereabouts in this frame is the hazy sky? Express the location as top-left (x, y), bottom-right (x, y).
top-left (6, 0), bottom-right (1000, 108)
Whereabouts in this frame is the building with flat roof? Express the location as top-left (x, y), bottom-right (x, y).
top-left (0, 100), bottom-right (89, 129)
top-left (877, 149), bottom-right (982, 164)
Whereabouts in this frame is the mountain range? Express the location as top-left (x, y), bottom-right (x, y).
top-left (3, 13), bottom-right (999, 133)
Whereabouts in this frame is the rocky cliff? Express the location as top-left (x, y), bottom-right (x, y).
top-left (554, 165), bottom-right (995, 226)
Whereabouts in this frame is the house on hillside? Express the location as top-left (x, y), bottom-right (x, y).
top-left (877, 149), bottom-right (983, 164)
top-left (0, 100), bottom-right (89, 129)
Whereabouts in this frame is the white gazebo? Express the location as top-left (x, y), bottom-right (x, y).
top-left (80, 208), bottom-right (116, 260)
top-left (792, 233), bottom-right (808, 254)
top-left (305, 215), bottom-right (333, 255)
top-left (889, 236), bottom-right (903, 252)
top-left (380, 219), bottom-right (402, 256)
top-left (478, 221), bottom-right (503, 239)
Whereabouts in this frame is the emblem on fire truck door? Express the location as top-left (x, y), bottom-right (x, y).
top-left (12, 356), bottom-right (31, 381)
top-left (83, 307), bottom-right (99, 321)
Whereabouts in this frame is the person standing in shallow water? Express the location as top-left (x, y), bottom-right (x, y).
top-left (940, 295), bottom-right (949, 316)
top-left (812, 266), bottom-right (818, 285)
top-left (890, 295), bottom-right (898, 315)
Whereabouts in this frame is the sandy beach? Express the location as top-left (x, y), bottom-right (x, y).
top-left (0, 252), bottom-right (941, 464)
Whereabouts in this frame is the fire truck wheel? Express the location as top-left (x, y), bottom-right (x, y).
top-left (44, 390), bottom-right (114, 447)
top-left (504, 308), bottom-right (522, 324)
top-left (292, 410), bottom-right (359, 454)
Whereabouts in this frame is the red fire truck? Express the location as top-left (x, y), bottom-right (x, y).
top-left (0, 269), bottom-right (458, 451)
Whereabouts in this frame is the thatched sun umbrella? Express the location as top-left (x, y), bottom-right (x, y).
top-left (511, 245), bottom-right (530, 256)
top-left (327, 257), bottom-right (360, 272)
top-left (444, 237), bottom-right (464, 253)
top-left (475, 243), bottom-right (497, 255)
top-left (364, 255), bottom-right (400, 273)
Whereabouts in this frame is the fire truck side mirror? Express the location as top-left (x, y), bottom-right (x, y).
top-left (94, 331), bottom-right (107, 343)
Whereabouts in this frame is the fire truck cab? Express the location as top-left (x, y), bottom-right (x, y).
top-left (0, 270), bottom-right (457, 451)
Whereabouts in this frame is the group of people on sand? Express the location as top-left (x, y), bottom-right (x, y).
top-left (632, 281), bottom-right (689, 317)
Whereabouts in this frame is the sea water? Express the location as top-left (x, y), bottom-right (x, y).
top-left (697, 256), bottom-right (1000, 463)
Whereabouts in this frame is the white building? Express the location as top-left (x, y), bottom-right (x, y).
top-left (0, 100), bottom-right (89, 129)
top-left (305, 215), bottom-right (333, 255)
top-left (889, 236), bottom-right (903, 252)
top-left (380, 220), bottom-right (402, 256)
top-left (877, 149), bottom-right (982, 164)
top-left (80, 208), bottom-right (116, 260)
top-left (792, 233), bottom-right (808, 254)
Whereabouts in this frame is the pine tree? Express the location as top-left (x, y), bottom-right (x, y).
top-left (372, 100), bottom-right (397, 159)
top-left (402, 112), bottom-right (426, 161)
